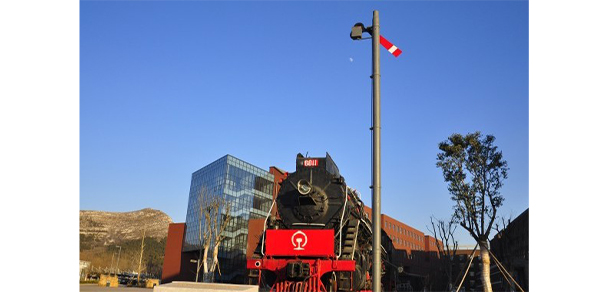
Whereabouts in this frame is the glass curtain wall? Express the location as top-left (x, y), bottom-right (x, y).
top-left (184, 155), bottom-right (274, 283)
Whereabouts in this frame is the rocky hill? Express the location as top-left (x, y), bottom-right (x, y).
top-left (80, 208), bottom-right (172, 276)
top-left (80, 208), bottom-right (173, 247)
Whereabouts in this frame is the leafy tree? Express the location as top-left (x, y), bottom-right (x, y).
top-left (436, 132), bottom-right (508, 292)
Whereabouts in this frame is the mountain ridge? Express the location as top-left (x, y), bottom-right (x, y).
top-left (80, 208), bottom-right (173, 246)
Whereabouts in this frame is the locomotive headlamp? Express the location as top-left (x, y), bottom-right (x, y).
top-left (297, 179), bottom-right (312, 195)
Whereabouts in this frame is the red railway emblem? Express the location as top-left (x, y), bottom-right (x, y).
top-left (264, 229), bottom-right (334, 257)
top-left (291, 230), bottom-right (308, 250)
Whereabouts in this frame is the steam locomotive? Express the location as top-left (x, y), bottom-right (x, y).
top-left (247, 153), bottom-right (396, 292)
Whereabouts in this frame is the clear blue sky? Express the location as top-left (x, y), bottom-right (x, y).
top-left (80, 0), bottom-right (528, 246)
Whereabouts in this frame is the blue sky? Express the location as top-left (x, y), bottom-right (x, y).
top-left (80, 0), bottom-right (528, 246)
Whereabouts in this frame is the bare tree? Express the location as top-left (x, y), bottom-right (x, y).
top-left (436, 132), bottom-right (508, 292)
top-left (193, 188), bottom-right (232, 282)
top-left (209, 196), bottom-right (232, 279)
top-left (195, 187), bottom-right (213, 282)
top-left (428, 216), bottom-right (459, 291)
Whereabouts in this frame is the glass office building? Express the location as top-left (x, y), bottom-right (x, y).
top-left (184, 155), bottom-right (274, 283)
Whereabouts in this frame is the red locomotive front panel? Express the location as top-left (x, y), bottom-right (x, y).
top-left (265, 229), bottom-right (334, 257)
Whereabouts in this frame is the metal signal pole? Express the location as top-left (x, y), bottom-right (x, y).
top-left (371, 10), bottom-right (382, 292)
top-left (350, 10), bottom-right (383, 292)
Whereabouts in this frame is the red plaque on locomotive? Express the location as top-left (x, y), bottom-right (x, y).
top-left (265, 229), bottom-right (334, 257)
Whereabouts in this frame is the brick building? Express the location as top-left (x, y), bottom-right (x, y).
top-left (360, 206), bottom-right (446, 290)
top-left (490, 208), bottom-right (529, 291)
top-left (362, 206), bottom-right (437, 254)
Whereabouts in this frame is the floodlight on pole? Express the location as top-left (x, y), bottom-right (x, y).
top-left (350, 23), bottom-right (371, 40)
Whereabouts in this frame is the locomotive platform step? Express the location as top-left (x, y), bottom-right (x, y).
top-left (337, 274), bottom-right (351, 292)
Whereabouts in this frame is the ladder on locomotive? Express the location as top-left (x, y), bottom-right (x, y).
top-left (338, 218), bottom-right (360, 291)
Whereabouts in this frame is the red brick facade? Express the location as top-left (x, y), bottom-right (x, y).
top-left (246, 218), bottom-right (265, 259)
top-left (161, 223), bottom-right (188, 284)
top-left (267, 166), bottom-right (287, 218)
top-left (363, 206), bottom-right (438, 255)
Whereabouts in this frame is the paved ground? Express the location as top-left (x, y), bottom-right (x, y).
top-left (153, 282), bottom-right (258, 292)
top-left (80, 284), bottom-right (149, 291)
top-left (81, 283), bottom-right (258, 292)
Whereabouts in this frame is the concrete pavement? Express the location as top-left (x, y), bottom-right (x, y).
top-left (153, 282), bottom-right (258, 292)
top-left (80, 284), bottom-right (149, 291)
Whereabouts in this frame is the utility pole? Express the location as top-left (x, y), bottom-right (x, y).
top-left (195, 258), bottom-right (201, 282)
top-left (137, 230), bottom-right (146, 284)
top-left (116, 245), bottom-right (122, 274)
top-left (371, 10), bottom-right (382, 292)
top-left (110, 252), bottom-right (115, 275)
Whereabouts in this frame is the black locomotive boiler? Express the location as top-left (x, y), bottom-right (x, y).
top-left (247, 153), bottom-right (395, 292)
